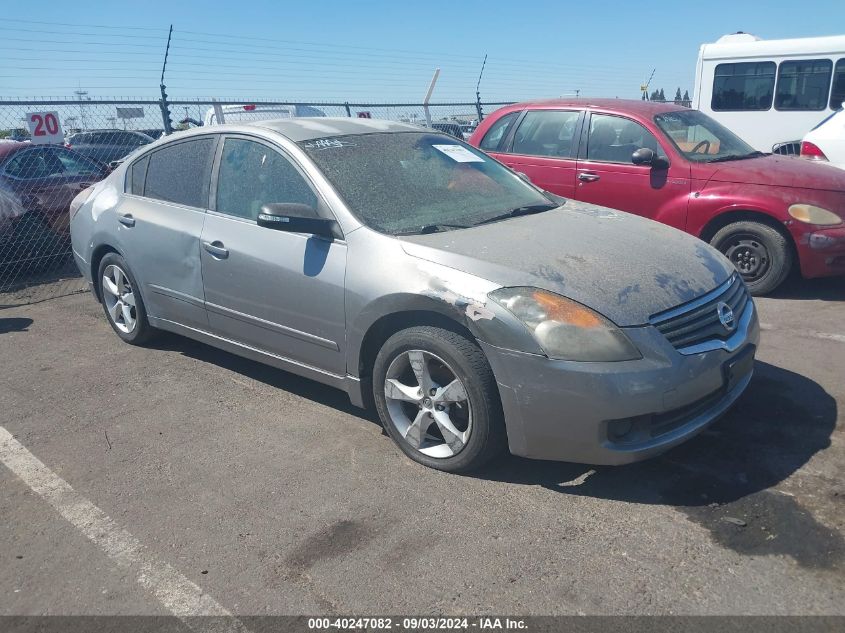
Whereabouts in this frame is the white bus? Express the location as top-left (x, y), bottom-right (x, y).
top-left (693, 32), bottom-right (845, 153)
top-left (202, 103), bottom-right (326, 126)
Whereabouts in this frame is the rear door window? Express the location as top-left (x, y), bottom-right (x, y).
top-left (144, 137), bottom-right (215, 208)
top-left (775, 59), bottom-right (833, 111)
top-left (712, 62), bottom-right (776, 111)
top-left (511, 110), bottom-right (581, 158)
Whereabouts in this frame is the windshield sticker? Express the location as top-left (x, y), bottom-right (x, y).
top-left (432, 144), bottom-right (484, 163)
top-left (301, 138), bottom-right (356, 150)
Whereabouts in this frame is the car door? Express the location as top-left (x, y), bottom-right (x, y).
top-left (487, 109), bottom-right (583, 198)
top-left (200, 135), bottom-right (347, 375)
top-left (116, 135), bottom-right (217, 331)
top-left (574, 112), bottom-right (691, 228)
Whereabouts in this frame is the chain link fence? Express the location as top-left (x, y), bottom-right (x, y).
top-left (0, 98), bottom-right (512, 306)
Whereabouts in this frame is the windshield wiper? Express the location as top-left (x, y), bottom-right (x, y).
top-left (707, 151), bottom-right (766, 163)
top-left (394, 222), bottom-right (471, 236)
top-left (474, 203), bottom-right (557, 226)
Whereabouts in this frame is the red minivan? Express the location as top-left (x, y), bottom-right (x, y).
top-left (469, 99), bottom-right (845, 294)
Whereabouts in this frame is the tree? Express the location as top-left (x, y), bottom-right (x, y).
top-left (658, 88), bottom-right (666, 101)
top-left (674, 88), bottom-right (683, 104)
top-left (683, 90), bottom-right (691, 104)
top-left (650, 89), bottom-right (661, 101)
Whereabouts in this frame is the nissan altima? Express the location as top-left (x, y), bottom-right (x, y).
top-left (69, 118), bottom-right (759, 472)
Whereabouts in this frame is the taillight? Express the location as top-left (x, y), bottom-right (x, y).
top-left (800, 141), bottom-right (828, 161)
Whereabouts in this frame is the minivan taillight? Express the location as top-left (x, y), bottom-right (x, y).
top-left (800, 141), bottom-right (828, 161)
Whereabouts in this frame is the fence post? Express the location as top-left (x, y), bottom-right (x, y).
top-left (344, 102), bottom-right (352, 117)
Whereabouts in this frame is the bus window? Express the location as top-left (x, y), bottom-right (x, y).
top-left (831, 59), bottom-right (845, 110)
top-left (775, 59), bottom-right (833, 111)
top-left (712, 62), bottom-right (776, 111)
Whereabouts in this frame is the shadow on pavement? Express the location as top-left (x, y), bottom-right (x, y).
top-left (145, 330), bottom-right (842, 569)
top-left (0, 317), bottom-right (33, 333)
top-left (473, 361), bottom-right (842, 568)
top-left (768, 275), bottom-right (845, 302)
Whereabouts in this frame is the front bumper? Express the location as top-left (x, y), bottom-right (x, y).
top-left (481, 302), bottom-right (760, 464)
top-left (796, 225), bottom-right (845, 279)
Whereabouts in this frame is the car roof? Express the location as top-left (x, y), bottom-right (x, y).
top-left (252, 117), bottom-right (424, 142)
top-left (0, 141), bottom-right (30, 160)
top-left (499, 98), bottom-right (689, 116)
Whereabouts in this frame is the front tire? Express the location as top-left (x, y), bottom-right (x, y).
top-left (710, 220), bottom-right (793, 295)
top-left (372, 326), bottom-right (506, 473)
top-left (97, 252), bottom-right (156, 345)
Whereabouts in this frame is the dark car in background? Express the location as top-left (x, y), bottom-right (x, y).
top-left (138, 129), bottom-right (166, 140)
top-left (430, 122), bottom-right (465, 139)
top-left (0, 142), bottom-right (108, 276)
top-left (65, 129), bottom-right (154, 165)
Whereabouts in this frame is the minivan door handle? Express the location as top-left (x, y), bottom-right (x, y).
top-left (578, 172), bottom-right (600, 183)
top-left (202, 240), bottom-right (229, 259)
top-left (118, 214), bottom-right (135, 227)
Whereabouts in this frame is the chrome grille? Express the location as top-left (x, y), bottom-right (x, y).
top-left (650, 275), bottom-right (750, 352)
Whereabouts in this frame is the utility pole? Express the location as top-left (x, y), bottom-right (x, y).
top-left (475, 54), bottom-right (487, 123)
top-left (641, 68), bottom-right (656, 100)
top-left (423, 68), bottom-right (440, 128)
top-left (74, 89), bottom-right (89, 130)
top-left (159, 25), bottom-right (174, 134)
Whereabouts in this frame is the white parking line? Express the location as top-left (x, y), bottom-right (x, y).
top-left (759, 322), bottom-right (845, 343)
top-left (0, 426), bottom-right (248, 631)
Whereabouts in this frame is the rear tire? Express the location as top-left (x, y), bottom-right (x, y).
top-left (710, 220), bottom-right (793, 295)
top-left (372, 326), bottom-right (506, 473)
top-left (97, 252), bottom-right (156, 345)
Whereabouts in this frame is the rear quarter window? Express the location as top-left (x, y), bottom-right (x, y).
top-left (127, 155), bottom-right (149, 195)
top-left (479, 111), bottom-right (519, 151)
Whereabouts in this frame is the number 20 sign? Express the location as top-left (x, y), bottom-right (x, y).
top-left (25, 111), bottom-right (63, 144)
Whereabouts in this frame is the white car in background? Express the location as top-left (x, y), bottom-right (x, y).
top-left (801, 107), bottom-right (845, 169)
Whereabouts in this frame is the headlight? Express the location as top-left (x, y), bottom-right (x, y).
top-left (488, 287), bottom-right (641, 362)
top-left (788, 204), bottom-right (842, 226)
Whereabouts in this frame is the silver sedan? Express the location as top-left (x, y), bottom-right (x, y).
top-left (69, 118), bottom-right (759, 472)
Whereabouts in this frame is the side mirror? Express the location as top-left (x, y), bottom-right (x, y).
top-left (257, 203), bottom-right (343, 240)
top-left (632, 148), bottom-right (670, 169)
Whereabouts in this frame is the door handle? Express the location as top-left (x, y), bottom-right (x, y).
top-left (118, 214), bottom-right (135, 227)
top-left (202, 240), bottom-right (229, 259)
top-left (578, 172), bottom-right (600, 183)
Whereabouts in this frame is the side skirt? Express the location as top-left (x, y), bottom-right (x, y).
top-left (148, 316), bottom-right (365, 408)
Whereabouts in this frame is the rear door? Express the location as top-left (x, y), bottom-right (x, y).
top-left (117, 135), bottom-right (217, 330)
top-left (484, 109), bottom-right (583, 198)
top-left (199, 135), bottom-right (347, 375)
top-left (574, 112), bottom-right (690, 228)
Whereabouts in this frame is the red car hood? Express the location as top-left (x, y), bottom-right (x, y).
top-left (695, 155), bottom-right (845, 193)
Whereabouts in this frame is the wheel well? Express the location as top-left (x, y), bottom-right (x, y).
top-left (699, 210), bottom-right (791, 244)
top-left (357, 310), bottom-right (474, 382)
top-left (89, 245), bottom-right (118, 300)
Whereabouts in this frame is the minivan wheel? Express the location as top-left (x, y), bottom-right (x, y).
top-left (372, 326), bottom-right (506, 473)
top-left (710, 220), bottom-right (793, 296)
top-left (97, 253), bottom-right (155, 345)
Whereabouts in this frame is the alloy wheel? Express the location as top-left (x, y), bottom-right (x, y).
top-left (383, 349), bottom-right (472, 459)
top-left (102, 264), bottom-right (137, 333)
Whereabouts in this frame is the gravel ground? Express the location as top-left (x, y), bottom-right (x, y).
top-left (0, 277), bottom-right (843, 616)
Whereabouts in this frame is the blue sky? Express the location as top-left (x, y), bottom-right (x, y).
top-left (1, 0), bottom-right (843, 103)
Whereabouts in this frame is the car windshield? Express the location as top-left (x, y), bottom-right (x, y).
top-left (654, 110), bottom-right (759, 163)
top-left (298, 132), bottom-right (555, 235)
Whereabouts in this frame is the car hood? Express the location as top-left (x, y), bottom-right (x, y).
top-left (696, 154), bottom-right (845, 192)
top-left (398, 201), bottom-right (734, 327)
